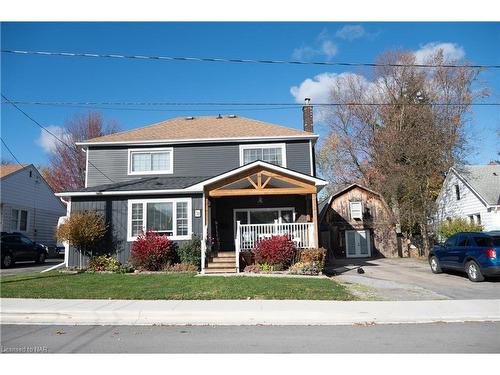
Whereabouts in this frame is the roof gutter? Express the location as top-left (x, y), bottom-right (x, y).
top-left (55, 188), bottom-right (203, 197)
top-left (75, 134), bottom-right (319, 147)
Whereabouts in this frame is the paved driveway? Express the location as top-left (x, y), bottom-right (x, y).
top-left (0, 259), bottom-right (63, 276)
top-left (331, 258), bottom-right (500, 300)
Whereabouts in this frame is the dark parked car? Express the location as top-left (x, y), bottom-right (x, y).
top-left (0, 232), bottom-right (48, 268)
top-left (429, 232), bottom-right (500, 282)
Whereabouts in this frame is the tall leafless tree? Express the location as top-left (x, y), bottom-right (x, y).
top-left (317, 49), bottom-right (488, 254)
top-left (42, 112), bottom-right (119, 193)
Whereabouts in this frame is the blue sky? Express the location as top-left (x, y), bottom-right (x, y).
top-left (1, 22), bottom-right (499, 166)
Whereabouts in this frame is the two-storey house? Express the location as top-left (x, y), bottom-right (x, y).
top-left (57, 101), bottom-right (327, 273)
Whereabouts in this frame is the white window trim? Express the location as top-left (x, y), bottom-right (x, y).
top-left (127, 198), bottom-right (192, 242)
top-left (239, 143), bottom-right (287, 168)
top-left (11, 208), bottom-right (29, 233)
top-left (127, 147), bottom-right (174, 175)
top-left (349, 201), bottom-right (363, 220)
top-left (233, 207), bottom-right (296, 236)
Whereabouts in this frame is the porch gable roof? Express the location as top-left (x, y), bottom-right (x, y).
top-left (187, 160), bottom-right (327, 192)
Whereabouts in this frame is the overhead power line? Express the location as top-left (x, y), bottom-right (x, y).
top-left (2, 100), bottom-right (499, 108)
top-left (0, 137), bottom-right (23, 166)
top-left (2, 49), bottom-right (499, 70)
top-left (1, 94), bottom-right (115, 184)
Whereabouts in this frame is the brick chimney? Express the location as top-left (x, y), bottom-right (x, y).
top-left (302, 97), bottom-right (313, 133)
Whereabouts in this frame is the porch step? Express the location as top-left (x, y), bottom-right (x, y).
top-left (215, 251), bottom-right (236, 258)
top-left (208, 261), bottom-right (236, 268)
top-left (210, 257), bottom-right (236, 263)
top-left (204, 267), bottom-right (237, 274)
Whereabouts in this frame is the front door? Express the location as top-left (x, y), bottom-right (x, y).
top-left (345, 230), bottom-right (371, 258)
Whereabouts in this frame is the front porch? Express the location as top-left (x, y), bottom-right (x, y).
top-left (199, 162), bottom-right (325, 273)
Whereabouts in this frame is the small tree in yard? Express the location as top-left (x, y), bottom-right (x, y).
top-left (252, 235), bottom-right (296, 270)
top-left (437, 218), bottom-right (483, 240)
top-left (56, 210), bottom-right (107, 268)
top-left (131, 231), bottom-right (178, 271)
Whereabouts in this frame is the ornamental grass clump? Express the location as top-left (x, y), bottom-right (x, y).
top-left (131, 231), bottom-right (178, 271)
top-left (88, 255), bottom-right (121, 272)
top-left (252, 235), bottom-right (296, 269)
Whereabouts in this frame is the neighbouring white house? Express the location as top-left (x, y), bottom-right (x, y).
top-left (0, 164), bottom-right (66, 245)
top-left (435, 164), bottom-right (500, 232)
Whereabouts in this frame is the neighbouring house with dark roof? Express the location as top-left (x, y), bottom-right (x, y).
top-left (57, 101), bottom-right (327, 272)
top-left (0, 164), bottom-right (66, 245)
top-left (319, 184), bottom-right (399, 265)
top-left (435, 165), bottom-right (500, 231)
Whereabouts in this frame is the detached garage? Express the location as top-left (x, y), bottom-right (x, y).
top-left (319, 184), bottom-right (399, 265)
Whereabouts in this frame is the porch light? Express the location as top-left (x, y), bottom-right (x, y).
top-left (257, 196), bottom-right (263, 204)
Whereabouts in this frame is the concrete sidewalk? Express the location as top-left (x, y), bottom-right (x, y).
top-left (1, 298), bottom-right (499, 326)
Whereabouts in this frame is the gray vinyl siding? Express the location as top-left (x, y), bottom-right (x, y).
top-left (68, 194), bottom-right (203, 267)
top-left (0, 166), bottom-right (66, 244)
top-left (86, 141), bottom-right (312, 187)
top-left (286, 141), bottom-right (312, 175)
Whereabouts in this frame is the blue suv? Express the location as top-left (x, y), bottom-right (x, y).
top-left (429, 232), bottom-right (500, 282)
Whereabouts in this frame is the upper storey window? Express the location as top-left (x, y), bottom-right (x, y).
top-left (239, 143), bottom-right (287, 167)
top-left (128, 148), bottom-right (173, 175)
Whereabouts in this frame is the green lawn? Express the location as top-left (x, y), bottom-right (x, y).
top-left (0, 272), bottom-right (353, 300)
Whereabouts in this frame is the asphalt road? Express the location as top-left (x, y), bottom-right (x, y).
top-left (0, 259), bottom-right (63, 276)
top-left (333, 258), bottom-right (500, 300)
top-left (1, 322), bottom-right (499, 353)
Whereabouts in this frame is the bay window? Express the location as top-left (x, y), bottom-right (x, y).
top-left (127, 198), bottom-right (191, 241)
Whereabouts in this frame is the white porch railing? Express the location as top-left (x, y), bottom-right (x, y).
top-left (235, 221), bottom-right (315, 253)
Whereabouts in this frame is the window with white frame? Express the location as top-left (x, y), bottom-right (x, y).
top-left (349, 202), bottom-right (363, 220)
top-left (128, 148), bottom-right (173, 175)
top-left (11, 209), bottom-right (28, 232)
top-left (127, 198), bottom-right (191, 241)
top-left (239, 144), bottom-right (286, 167)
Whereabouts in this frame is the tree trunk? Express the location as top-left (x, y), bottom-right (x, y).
top-left (420, 223), bottom-right (430, 256)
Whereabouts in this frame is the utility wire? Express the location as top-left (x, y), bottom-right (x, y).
top-left (0, 137), bottom-right (23, 166)
top-left (0, 101), bottom-right (297, 112)
top-left (2, 49), bottom-right (499, 70)
top-left (1, 94), bottom-right (115, 184)
top-left (2, 100), bottom-right (499, 107)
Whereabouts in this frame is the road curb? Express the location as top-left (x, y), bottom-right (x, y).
top-left (1, 298), bottom-right (499, 326)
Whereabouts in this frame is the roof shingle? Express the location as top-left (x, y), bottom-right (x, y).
top-left (82, 115), bottom-right (315, 144)
top-left (456, 165), bottom-right (500, 206)
top-left (0, 164), bottom-right (28, 179)
top-left (79, 176), bottom-right (211, 193)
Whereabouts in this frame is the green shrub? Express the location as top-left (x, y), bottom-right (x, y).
top-left (88, 255), bottom-right (120, 272)
top-left (259, 262), bottom-right (280, 272)
top-left (437, 218), bottom-right (483, 239)
top-left (289, 261), bottom-right (323, 276)
top-left (178, 237), bottom-right (201, 270)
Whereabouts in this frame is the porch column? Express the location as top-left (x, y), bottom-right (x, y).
top-left (311, 193), bottom-right (319, 248)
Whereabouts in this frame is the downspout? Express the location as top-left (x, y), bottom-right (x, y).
top-left (41, 197), bottom-right (71, 273)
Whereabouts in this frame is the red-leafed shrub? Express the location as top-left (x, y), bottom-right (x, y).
top-left (131, 231), bottom-right (178, 271)
top-left (252, 235), bottom-right (296, 268)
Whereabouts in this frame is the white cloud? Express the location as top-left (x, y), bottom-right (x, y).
top-left (36, 126), bottom-right (69, 154)
top-left (321, 40), bottom-right (338, 59)
top-left (335, 25), bottom-right (367, 41)
top-left (414, 42), bottom-right (465, 63)
top-left (292, 30), bottom-right (338, 61)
